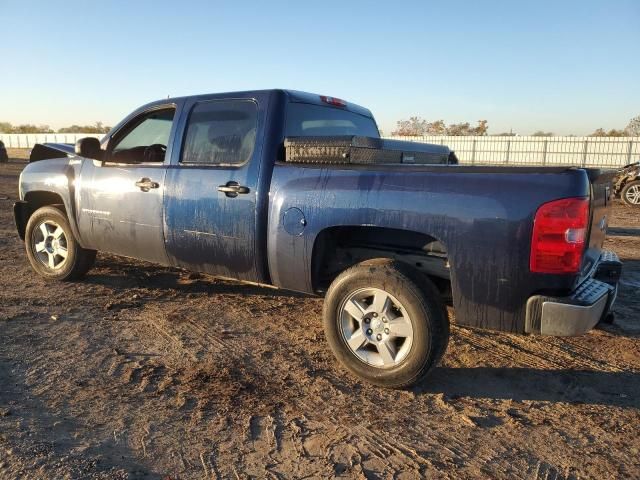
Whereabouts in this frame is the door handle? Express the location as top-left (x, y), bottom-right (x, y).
top-left (218, 181), bottom-right (250, 198)
top-left (135, 177), bottom-right (159, 192)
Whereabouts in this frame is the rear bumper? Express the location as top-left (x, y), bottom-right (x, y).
top-left (525, 250), bottom-right (621, 336)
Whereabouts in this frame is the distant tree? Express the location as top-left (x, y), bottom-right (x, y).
top-left (392, 116), bottom-right (429, 136)
top-left (425, 119), bottom-right (447, 135)
top-left (11, 124), bottom-right (53, 133)
top-left (493, 131), bottom-right (516, 136)
top-left (0, 121), bottom-right (112, 134)
top-left (57, 125), bottom-right (81, 133)
top-left (58, 121), bottom-right (111, 133)
top-left (590, 128), bottom-right (626, 137)
top-left (392, 117), bottom-right (488, 136)
top-left (446, 120), bottom-right (488, 136)
top-left (470, 120), bottom-right (488, 136)
top-left (532, 131), bottom-right (554, 137)
top-left (446, 122), bottom-right (471, 136)
top-left (625, 115), bottom-right (640, 136)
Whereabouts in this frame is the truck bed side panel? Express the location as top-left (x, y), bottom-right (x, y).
top-left (268, 165), bottom-right (591, 333)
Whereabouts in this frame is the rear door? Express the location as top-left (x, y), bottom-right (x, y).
top-left (163, 96), bottom-right (266, 282)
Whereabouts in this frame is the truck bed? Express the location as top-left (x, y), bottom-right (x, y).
top-left (267, 161), bottom-right (612, 334)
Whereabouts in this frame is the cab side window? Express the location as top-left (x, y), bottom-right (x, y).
top-left (109, 108), bottom-right (175, 164)
top-left (181, 100), bottom-right (257, 166)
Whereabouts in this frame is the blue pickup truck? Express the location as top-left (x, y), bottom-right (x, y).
top-left (14, 90), bottom-right (621, 387)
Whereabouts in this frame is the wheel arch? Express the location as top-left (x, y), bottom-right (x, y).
top-left (16, 190), bottom-right (82, 243)
top-left (310, 225), bottom-right (452, 302)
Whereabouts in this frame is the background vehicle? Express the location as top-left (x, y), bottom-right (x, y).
top-left (613, 162), bottom-right (640, 206)
top-left (13, 90), bottom-right (621, 387)
top-left (0, 140), bottom-right (8, 163)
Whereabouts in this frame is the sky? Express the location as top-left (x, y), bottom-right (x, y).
top-left (0, 0), bottom-right (638, 135)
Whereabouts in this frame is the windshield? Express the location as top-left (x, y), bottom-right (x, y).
top-left (286, 103), bottom-right (379, 137)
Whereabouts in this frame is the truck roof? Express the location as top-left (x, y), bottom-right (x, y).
top-left (141, 89), bottom-right (374, 118)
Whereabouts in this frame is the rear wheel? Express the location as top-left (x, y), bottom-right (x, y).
top-left (621, 180), bottom-right (640, 206)
top-left (323, 259), bottom-right (449, 388)
top-left (25, 206), bottom-right (96, 281)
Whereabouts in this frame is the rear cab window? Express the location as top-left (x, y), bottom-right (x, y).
top-left (285, 103), bottom-right (380, 138)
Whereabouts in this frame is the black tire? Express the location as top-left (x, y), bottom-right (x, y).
top-left (25, 206), bottom-right (96, 281)
top-left (620, 180), bottom-right (640, 206)
top-left (323, 259), bottom-right (449, 388)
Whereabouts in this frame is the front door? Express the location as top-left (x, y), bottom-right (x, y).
top-left (163, 97), bottom-right (264, 282)
top-left (77, 106), bottom-right (177, 264)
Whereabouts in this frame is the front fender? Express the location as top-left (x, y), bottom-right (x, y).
top-left (18, 158), bottom-right (86, 246)
top-left (14, 201), bottom-right (29, 240)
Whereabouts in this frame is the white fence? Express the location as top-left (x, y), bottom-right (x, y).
top-left (0, 133), bottom-right (103, 149)
top-left (386, 136), bottom-right (639, 168)
top-left (2, 133), bottom-right (638, 168)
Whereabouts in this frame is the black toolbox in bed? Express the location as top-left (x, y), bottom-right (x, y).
top-left (284, 136), bottom-right (456, 165)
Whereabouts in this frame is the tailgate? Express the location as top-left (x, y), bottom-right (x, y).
top-left (580, 168), bottom-right (617, 277)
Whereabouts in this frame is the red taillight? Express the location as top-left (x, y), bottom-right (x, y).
top-left (320, 95), bottom-right (346, 107)
top-left (530, 197), bottom-right (589, 274)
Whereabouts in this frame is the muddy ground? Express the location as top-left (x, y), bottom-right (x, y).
top-left (0, 150), bottom-right (638, 479)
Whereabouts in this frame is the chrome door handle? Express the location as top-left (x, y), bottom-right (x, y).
top-left (135, 178), bottom-right (159, 192)
top-left (218, 181), bottom-right (250, 197)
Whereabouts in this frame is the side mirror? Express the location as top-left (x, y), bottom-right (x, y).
top-left (75, 137), bottom-right (102, 160)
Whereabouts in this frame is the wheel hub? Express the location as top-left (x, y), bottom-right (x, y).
top-left (33, 220), bottom-right (68, 270)
top-left (370, 317), bottom-right (383, 332)
top-left (339, 287), bottom-right (414, 368)
top-left (45, 236), bottom-right (60, 253)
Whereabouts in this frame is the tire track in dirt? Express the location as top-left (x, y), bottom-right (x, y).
top-left (16, 269), bottom-right (621, 478)
top-left (178, 319), bottom-right (451, 477)
top-left (122, 301), bottom-right (554, 479)
top-left (455, 327), bottom-right (627, 373)
top-left (103, 302), bottom-right (443, 476)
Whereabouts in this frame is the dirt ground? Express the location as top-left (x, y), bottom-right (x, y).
top-left (1, 150), bottom-right (638, 479)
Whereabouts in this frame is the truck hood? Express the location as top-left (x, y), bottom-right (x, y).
top-left (30, 143), bottom-right (76, 162)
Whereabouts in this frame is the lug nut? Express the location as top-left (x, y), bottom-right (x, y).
top-left (366, 329), bottom-right (373, 335)
top-left (372, 312), bottom-right (378, 317)
top-left (364, 318), bottom-right (370, 324)
top-left (384, 328), bottom-right (389, 334)
top-left (382, 317), bottom-right (387, 323)
top-left (376, 334), bottom-right (382, 341)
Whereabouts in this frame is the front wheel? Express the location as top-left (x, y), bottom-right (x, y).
top-left (621, 180), bottom-right (640, 206)
top-left (323, 259), bottom-right (449, 388)
top-left (25, 206), bottom-right (96, 281)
